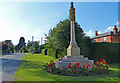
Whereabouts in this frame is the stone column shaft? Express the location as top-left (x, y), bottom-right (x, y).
top-left (71, 21), bottom-right (75, 42)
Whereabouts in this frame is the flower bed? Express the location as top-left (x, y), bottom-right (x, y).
top-left (43, 59), bottom-right (109, 76)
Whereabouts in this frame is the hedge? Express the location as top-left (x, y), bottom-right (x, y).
top-left (45, 42), bottom-right (119, 63)
top-left (88, 42), bottom-right (119, 63)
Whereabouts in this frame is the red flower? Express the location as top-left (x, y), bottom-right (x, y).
top-left (76, 63), bottom-right (79, 65)
top-left (99, 68), bottom-right (102, 70)
top-left (47, 65), bottom-right (49, 67)
top-left (44, 65), bottom-right (46, 67)
top-left (83, 65), bottom-right (85, 68)
top-left (68, 65), bottom-right (71, 68)
top-left (50, 64), bottom-right (52, 66)
top-left (76, 65), bottom-right (79, 68)
top-left (107, 64), bottom-right (109, 66)
top-left (87, 64), bottom-right (90, 67)
top-left (103, 62), bottom-right (106, 64)
top-left (86, 66), bottom-right (88, 68)
top-left (70, 67), bottom-right (73, 69)
top-left (100, 59), bottom-right (104, 62)
top-left (69, 63), bottom-right (71, 65)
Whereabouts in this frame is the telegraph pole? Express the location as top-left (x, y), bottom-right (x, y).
top-left (41, 37), bottom-right (43, 45)
top-left (32, 36), bottom-right (34, 54)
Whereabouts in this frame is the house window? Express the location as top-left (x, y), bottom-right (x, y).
top-left (93, 39), bottom-right (96, 42)
top-left (104, 37), bottom-right (107, 42)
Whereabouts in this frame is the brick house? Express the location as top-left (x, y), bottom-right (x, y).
top-left (91, 25), bottom-right (120, 42)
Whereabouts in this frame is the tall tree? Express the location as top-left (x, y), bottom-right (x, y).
top-left (17, 37), bottom-right (26, 51)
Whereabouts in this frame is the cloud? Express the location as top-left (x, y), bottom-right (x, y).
top-left (116, 21), bottom-right (120, 26)
top-left (85, 29), bottom-right (94, 37)
top-left (98, 31), bottom-right (102, 34)
top-left (116, 21), bottom-right (120, 30)
top-left (104, 21), bottom-right (120, 32)
top-left (104, 26), bottom-right (113, 32)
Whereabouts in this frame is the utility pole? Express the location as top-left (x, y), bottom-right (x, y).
top-left (41, 37), bottom-right (43, 45)
top-left (32, 36), bottom-right (34, 54)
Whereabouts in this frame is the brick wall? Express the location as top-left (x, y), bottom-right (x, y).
top-left (106, 36), bottom-right (112, 42)
top-left (91, 35), bottom-right (120, 42)
top-left (111, 35), bottom-right (120, 42)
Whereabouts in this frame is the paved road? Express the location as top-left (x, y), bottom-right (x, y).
top-left (0, 53), bottom-right (25, 82)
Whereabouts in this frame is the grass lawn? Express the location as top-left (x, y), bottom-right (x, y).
top-left (14, 53), bottom-right (119, 82)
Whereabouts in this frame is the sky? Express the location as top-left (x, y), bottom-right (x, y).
top-left (0, 2), bottom-right (119, 45)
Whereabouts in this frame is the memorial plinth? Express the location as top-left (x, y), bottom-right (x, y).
top-left (55, 2), bottom-right (94, 70)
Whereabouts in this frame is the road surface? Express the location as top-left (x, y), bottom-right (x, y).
top-left (0, 53), bottom-right (25, 82)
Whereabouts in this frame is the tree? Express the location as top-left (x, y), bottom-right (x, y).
top-left (2, 41), bottom-right (9, 54)
top-left (33, 41), bottom-right (40, 53)
top-left (16, 37), bottom-right (26, 52)
top-left (25, 40), bottom-right (40, 53)
top-left (2, 40), bottom-right (14, 54)
top-left (45, 19), bottom-right (90, 58)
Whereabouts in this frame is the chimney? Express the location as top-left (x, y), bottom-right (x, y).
top-left (113, 25), bottom-right (118, 34)
top-left (95, 31), bottom-right (98, 36)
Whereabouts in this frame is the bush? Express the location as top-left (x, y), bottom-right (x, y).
top-left (47, 48), bottom-right (56, 57)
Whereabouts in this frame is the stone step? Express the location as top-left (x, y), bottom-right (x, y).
top-left (55, 60), bottom-right (94, 70)
top-left (64, 55), bottom-right (84, 59)
top-left (62, 57), bottom-right (88, 62)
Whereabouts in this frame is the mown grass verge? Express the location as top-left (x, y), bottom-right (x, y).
top-left (14, 53), bottom-right (119, 82)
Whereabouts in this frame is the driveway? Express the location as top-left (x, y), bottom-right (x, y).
top-left (0, 53), bottom-right (25, 82)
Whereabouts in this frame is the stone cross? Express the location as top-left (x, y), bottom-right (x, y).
top-left (67, 2), bottom-right (80, 56)
top-left (55, 2), bottom-right (94, 70)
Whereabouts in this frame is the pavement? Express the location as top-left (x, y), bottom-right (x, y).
top-left (0, 53), bottom-right (25, 82)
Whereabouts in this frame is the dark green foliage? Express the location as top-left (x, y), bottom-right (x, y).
top-left (2, 44), bottom-right (9, 54)
top-left (47, 48), bottom-right (55, 56)
top-left (39, 44), bottom-right (44, 53)
top-left (19, 46), bottom-right (28, 53)
top-left (2, 40), bottom-right (14, 54)
top-left (17, 37), bottom-right (26, 50)
top-left (33, 41), bottom-right (40, 53)
top-left (25, 41), bottom-right (40, 54)
top-left (88, 42), bottom-right (119, 63)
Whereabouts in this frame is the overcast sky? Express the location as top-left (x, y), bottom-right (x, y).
top-left (0, 2), bottom-right (119, 45)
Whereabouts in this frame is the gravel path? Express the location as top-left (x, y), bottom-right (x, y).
top-left (0, 53), bottom-right (25, 82)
